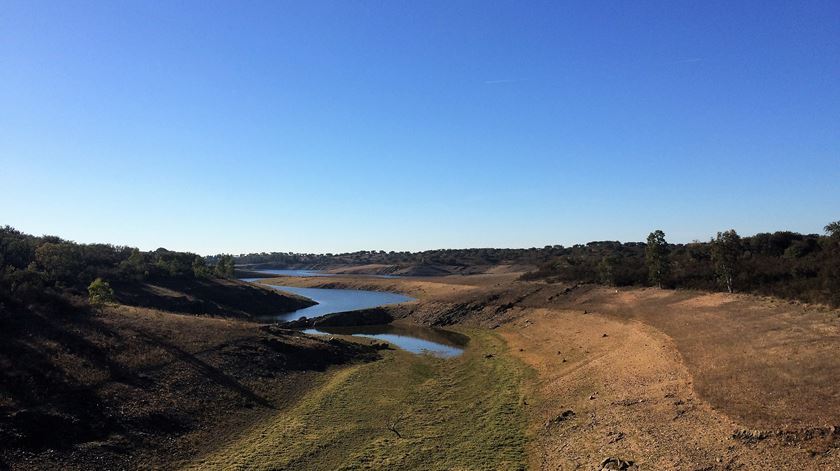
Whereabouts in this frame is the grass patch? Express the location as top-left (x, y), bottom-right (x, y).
top-left (185, 329), bottom-right (530, 470)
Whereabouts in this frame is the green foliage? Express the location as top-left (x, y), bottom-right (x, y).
top-left (119, 248), bottom-right (149, 280)
top-left (153, 249), bottom-right (196, 278)
top-left (88, 278), bottom-right (114, 306)
top-left (826, 221), bottom-right (840, 239)
top-left (645, 230), bottom-right (669, 288)
top-left (822, 221), bottom-right (840, 306)
top-left (711, 230), bottom-right (742, 293)
top-left (524, 223), bottom-right (839, 306)
top-left (35, 242), bottom-right (83, 283)
top-left (192, 256), bottom-right (211, 278)
top-left (0, 226), bottom-right (224, 309)
top-left (214, 254), bottom-right (235, 278)
top-left (597, 255), bottom-right (618, 286)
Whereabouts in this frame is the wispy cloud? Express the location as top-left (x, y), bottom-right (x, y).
top-left (669, 58), bottom-right (703, 65)
top-left (484, 79), bottom-right (523, 85)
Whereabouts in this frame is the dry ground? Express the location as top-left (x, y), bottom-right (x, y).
top-left (263, 273), bottom-right (840, 469)
top-left (0, 300), bottom-right (378, 470)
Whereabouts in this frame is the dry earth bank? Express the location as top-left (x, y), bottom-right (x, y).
top-left (262, 274), bottom-right (840, 469)
top-left (0, 296), bottom-right (377, 470)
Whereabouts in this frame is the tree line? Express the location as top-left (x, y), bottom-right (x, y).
top-left (524, 221), bottom-right (840, 307)
top-left (225, 247), bottom-right (566, 270)
top-left (0, 226), bottom-right (235, 307)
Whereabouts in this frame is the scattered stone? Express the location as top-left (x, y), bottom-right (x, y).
top-left (612, 398), bottom-right (645, 406)
top-left (544, 409), bottom-right (576, 427)
top-left (562, 358), bottom-right (567, 363)
top-left (732, 429), bottom-right (769, 443)
top-left (484, 353), bottom-right (494, 359)
top-left (589, 392), bottom-right (598, 400)
top-left (599, 456), bottom-right (635, 470)
top-left (607, 431), bottom-right (625, 444)
top-left (519, 348), bottom-right (524, 352)
top-left (602, 333), bottom-right (608, 337)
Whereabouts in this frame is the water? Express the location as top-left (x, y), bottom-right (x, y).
top-left (247, 268), bottom-right (399, 279)
top-left (244, 281), bottom-right (464, 357)
top-left (249, 269), bottom-right (335, 277)
top-left (260, 285), bottom-right (414, 321)
top-left (304, 324), bottom-right (467, 358)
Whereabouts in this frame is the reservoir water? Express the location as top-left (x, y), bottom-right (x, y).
top-left (258, 284), bottom-right (414, 321)
top-left (304, 324), bottom-right (467, 358)
top-left (247, 269), bottom-right (335, 277)
top-left (242, 275), bottom-right (465, 357)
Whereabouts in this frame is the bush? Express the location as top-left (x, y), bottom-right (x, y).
top-left (88, 278), bottom-right (115, 306)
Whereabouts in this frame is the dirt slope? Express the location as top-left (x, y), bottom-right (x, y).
top-left (111, 276), bottom-right (315, 319)
top-left (0, 298), bottom-right (378, 470)
top-left (264, 274), bottom-right (840, 469)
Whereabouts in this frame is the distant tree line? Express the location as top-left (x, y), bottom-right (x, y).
top-left (224, 247), bottom-right (565, 270)
top-left (0, 226), bottom-right (235, 306)
top-left (226, 221), bottom-right (840, 307)
top-left (523, 222), bottom-right (840, 307)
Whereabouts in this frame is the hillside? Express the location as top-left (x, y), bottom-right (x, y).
top-left (110, 276), bottom-right (314, 319)
top-left (0, 296), bottom-right (379, 470)
top-left (265, 273), bottom-right (840, 469)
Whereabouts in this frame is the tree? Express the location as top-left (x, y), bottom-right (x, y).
top-left (88, 278), bottom-right (115, 306)
top-left (823, 221), bottom-right (840, 305)
top-left (711, 230), bottom-right (742, 293)
top-left (192, 256), bottom-right (211, 278)
top-left (645, 230), bottom-right (669, 288)
top-left (214, 254), bottom-right (235, 278)
top-left (826, 221), bottom-right (840, 239)
top-left (119, 248), bottom-right (149, 280)
top-left (35, 242), bottom-right (83, 283)
top-left (597, 255), bottom-right (618, 286)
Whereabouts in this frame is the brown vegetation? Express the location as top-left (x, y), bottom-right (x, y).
top-left (275, 273), bottom-right (840, 469)
top-left (0, 293), bottom-right (377, 470)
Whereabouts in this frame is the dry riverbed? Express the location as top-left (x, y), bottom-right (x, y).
top-left (257, 273), bottom-right (840, 469)
top-left (185, 328), bottom-right (531, 470)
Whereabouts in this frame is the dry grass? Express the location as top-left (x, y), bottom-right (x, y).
top-left (186, 329), bottom-right (531, 471)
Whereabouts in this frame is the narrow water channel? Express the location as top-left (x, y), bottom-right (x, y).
top-left (242, 273), bottom-right (466, 357)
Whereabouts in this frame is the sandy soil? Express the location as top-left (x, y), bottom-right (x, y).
top-left (262, 274), bottom-right (840, 469)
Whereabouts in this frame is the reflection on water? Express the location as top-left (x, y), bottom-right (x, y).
top-left (256, 285), bottom-right (414, 321)
top-left (249, 269), bottom-right (398, 279)
top-left (250, 269), bottom-right (335, 277)
top-left (304, 324), bottom-right (467, 358)
top-left (241, 280), bottom-right (463, 357)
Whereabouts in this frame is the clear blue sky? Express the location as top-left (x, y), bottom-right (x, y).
top-left (2, 1), bottom-right (838, 255)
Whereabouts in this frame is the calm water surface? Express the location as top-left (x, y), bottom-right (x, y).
top-left (304, 324), bottom-right (467, 358)
top-left (250, 269), bottom-right (335, 277)
top-left (242, 278), bottom-right (464, 357)
top-left (257, 284), bottom-right (414, 321)
top-left (248, 268), bottom-right (398, 279)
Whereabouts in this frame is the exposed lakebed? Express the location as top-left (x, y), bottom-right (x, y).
top-left (242, 273), bottom-right (465, 357)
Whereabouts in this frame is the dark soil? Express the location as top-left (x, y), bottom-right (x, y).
top-left (0, 297), bottom-right (378, 470)
top-left (110, 276), bottom-right (315, 319)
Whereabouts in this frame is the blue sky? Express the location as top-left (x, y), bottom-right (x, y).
top-left (2, 1), bottom-right (838, 255)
